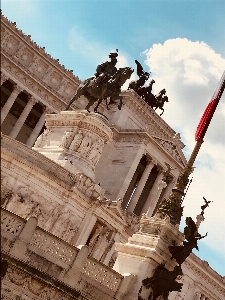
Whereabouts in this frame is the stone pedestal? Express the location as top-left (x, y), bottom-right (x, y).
top-left (33, 110), bottom-right (113, 180)
top-left (113, 216), bottom-right (184, 299)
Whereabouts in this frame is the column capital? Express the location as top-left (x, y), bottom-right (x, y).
top-left (12, 84), bottom-right (24, 94)
top-left (157, 165), bottom-right (165, 173)
top-left (27, 95), bottom-right (37, 105)
top-left (146, 156), bottom-right (157, 166)
top-left (1, 72), bottom-right (9, 85)
top-left (44, 106), bottom-right (54, 114)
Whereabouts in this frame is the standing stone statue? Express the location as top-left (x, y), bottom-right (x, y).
top-left (91, 227), bottom-right (112, 261)
top-left (60, 131), bottom-right (74, 149)
top-left (88, 139), bottom-right (104, 164)
top-left (69, 130), bottom-right (83, 152)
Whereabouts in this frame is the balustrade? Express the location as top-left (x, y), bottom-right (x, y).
top-left (82, 257), bottom-right (123, 292)
top-left (29, 228), bottom-right (78, 265)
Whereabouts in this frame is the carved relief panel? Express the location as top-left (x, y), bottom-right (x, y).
top-left (2, 35), bottom-right (20, 55)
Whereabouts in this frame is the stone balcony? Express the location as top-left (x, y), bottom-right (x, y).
top-left (1, 208), bottom-right (133, 300)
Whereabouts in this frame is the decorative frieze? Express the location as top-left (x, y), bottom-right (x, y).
top-left (1, 13), bottom-right (80, 81)
top-left (1, 263), bottom-right (79, 299)
top-left (1, 209), bottom-right (25, 238)
top-left (34, 111), bottom-right (113, 180)
top-left (153, 136), bottom-right (186, 166)
top-left (184, 259), bottom-right (225, 297)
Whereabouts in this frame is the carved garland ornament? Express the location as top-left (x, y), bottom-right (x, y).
top-left (2, 265), bottom-right (75, 299)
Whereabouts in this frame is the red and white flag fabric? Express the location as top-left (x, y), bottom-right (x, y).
top-left (195, 71), bottom-right (225, 141)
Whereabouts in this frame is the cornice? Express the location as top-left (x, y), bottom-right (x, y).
top-left (1, 56), bottom-right (64, 111)
top-left (110, 126), bottom-right (186, 168)
top-left (122, 90), bottom-right (185, 149)
top-left (1, 134), bottom-right (77, 189)
top-left (1, 12), bottom-right (81, 82)
top-left (1, 13), bottom-right (81, 110)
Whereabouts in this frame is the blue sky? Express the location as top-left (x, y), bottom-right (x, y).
top-left (2, 0), bottom-right (225, 276)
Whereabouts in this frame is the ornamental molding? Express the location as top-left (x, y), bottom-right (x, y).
top-left (152, 136), bottom-right (186, 167)
top-left (110, 126), bottom-right (186, 168)
top-left (184, 255), bottom-right (225, 297)
top-left (122, 90), bottom-right (185, 144)
top-left (1, 13), bottom-right (80, 82)
top-left (1, 56), bottom-right (64, 112)
top-left (101, 198), bottom-right (128, 224)
top-left (1, 134), bottom-right (77, 189)
top-left (1, 16), bottom-right (81, 110)
top-left (45, 111), bottom-right (113, 143)
top-left (1, 258), bottom-right (80, 299)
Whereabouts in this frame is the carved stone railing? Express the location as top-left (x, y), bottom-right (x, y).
top-left (29, 227), bottom-right (78, 268)
top-left (1, 208), bottom-right (25, 239)
top-left (1, 208), bottom-right (125, 298)
top-left (82, 257), bottom-right (123, 292)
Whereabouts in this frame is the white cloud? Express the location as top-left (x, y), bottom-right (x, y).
top-left (144, 38), bottom-right (225, 259)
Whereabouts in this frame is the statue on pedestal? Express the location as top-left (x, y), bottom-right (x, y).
top-left (65, 52), bottom-right (133, 112)
top-left (169, 217), bottom-right (207, 266)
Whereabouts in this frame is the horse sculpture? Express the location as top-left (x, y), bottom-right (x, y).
top-left (140, 88), bottom-right (168, 116)
top-left (65, 67), bottom-right (133, 112)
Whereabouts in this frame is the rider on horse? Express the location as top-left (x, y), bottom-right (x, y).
top-left (95, 52), bottom-right (118, 86)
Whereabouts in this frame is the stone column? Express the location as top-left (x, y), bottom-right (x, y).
top-left (26, 106), bottom-right (51, 147)
top-left (1, 73), bottom-right (9, 85)
top-left (127, 159), bottom-right (155, 213)
top-left (1, 84), bottom-right (23, 124)
top-left (145, 169), bottom-right (166, 217)
top-left (116, 145), bottom-right (145, 200)
top-left (161, 178), bottom-right (176, 201)
top-left (9, 96), bottom-right (36, 139)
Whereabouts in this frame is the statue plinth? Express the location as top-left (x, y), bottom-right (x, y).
top-left (113, 215), bottom-right (184, 299)
top-left (33, 110), bottom-right (113, 181)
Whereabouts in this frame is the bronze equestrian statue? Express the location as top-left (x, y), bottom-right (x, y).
top-left (65, 52), bottom-right (133, 112)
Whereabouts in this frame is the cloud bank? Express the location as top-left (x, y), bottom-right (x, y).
top-left (144, 38), bottom-right (225, 264)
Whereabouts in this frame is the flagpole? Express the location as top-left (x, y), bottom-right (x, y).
top-left (155, 71), bottom-right (225, 225)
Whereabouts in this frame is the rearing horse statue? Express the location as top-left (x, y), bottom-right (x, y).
top-left (65, 67), bottom-right (133, 112)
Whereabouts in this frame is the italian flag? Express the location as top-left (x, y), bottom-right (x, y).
top-left (195, 71), bottom-right (225, 141)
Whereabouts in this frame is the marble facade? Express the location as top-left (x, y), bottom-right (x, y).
top-left (1, 12), bottom-right (225, 300)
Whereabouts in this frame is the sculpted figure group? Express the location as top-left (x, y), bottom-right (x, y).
top-left (60, 129), bottom-right (104, 166)
top-left (89, 226), bottom-right (115, 262)
top-left (65, 51), bottom-right (168, 115)
top-left (139, 200), bottom-right (210, 300)
top-left (128, 59), bottom-right (168, 115)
